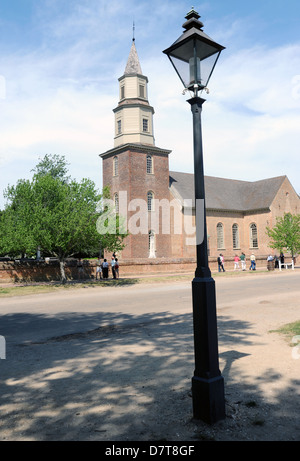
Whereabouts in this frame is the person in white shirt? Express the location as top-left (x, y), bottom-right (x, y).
top-left (96, 259), bottom-right (102, 280)
top-left (111, 257), bottom-right (116, 279)
top-left (250, 253), bottom-right (256, 270)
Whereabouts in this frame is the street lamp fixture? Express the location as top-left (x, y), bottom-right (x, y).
top-left (163, 8), bottom-right (226, 424)
top-left (163, 8), bottom-right (225, 97)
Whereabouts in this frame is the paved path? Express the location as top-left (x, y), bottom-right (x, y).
top-left (0, 271), bottom-right (299, 441)
top-left (1, 271), bottom-right (298, 344)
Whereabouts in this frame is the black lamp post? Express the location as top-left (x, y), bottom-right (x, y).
top-left (163, 8), bottom-right (226, 424)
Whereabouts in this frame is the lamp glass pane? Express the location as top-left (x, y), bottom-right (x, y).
top-left (169, 55), bottom-right (193, 88)
top-left (168, 37), bottom-right (221, 89)
top-left (197, 52), bottom-right (220, 88)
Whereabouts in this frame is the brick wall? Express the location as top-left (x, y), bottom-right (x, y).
top-left (1, 256), bottom-right (294, 283)
top-left (0, 260), bottom-right (86, 283)
top-left (102, 145), bottom-right (171, 259)
top-left (206, 209), bottom-right (272, 259)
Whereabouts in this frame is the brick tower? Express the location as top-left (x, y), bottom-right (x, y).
top-left (100, 39), bottom-right (172, 259)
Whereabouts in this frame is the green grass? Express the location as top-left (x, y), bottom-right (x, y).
top-left (0, 278), bottom-right (141, 298)
top-left (0, 284), bottom-right (69, 297)
top-left (270, 321), bottom-right (300, 344)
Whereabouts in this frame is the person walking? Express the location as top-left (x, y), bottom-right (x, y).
top-left (240, 252), bottom-right (246, 271)
top-left (250, 253), bottom-right (256, 270)
top-left (217, 254), bottom-right (225, 272)
top-left (221, 254), bottom-right (225, 271)
top-left (96, 258), bottom-right (102, 280)
top-left (114, 258), bottom-right (119, 279)
top-left (111, 256), bottom-right (116, 279)
top-left (234, 255), bottom-right (240, 270)
top-left (280, 252), bottom-right (284, 269)
top-left (102, 259), bottom-right (109, 279)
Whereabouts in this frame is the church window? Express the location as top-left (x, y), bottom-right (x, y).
top-left (217, 223), bottom-right (225, 249)
top-left (113, 156), bottom-right (118, 177)
top-left (121, 86), bottom-right (125, 100)
top-left (114, 193), bottom-right (119, 213)
top-left (117, 120), bottom-right (122, 135)
top-left (146, 155), bottom-right (153, 174)
top-left (232, 224), bottom-right (240, 249)
top-left (143, 118), bottom-right (149, 132)
top-left (139, 84), bottom-right (145, 98)
top-left (250, 223), bottom-right (258, 248)
top-left (147, 191), bottom-right (154, 211)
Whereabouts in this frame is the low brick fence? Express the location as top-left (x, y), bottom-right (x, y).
top-left (0, 255), bottom-right (290, 283)
top-left (0, 259), bottom-right (81, 283)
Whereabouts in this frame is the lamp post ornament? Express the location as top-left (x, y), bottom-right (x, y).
top-left (163, 8), bottom-right (226, 424)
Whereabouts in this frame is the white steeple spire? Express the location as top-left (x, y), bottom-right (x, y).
top-left (124, 40), bottom-right (143, 76)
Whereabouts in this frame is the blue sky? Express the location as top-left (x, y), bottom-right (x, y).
top-left (0, 0), bottom-right (300, 208)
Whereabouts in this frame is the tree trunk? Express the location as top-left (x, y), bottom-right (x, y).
top-left (59, 259), bottom-right (67, 284)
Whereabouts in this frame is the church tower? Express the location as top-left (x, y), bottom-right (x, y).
top-left (114, 40), bottom-right (155, 147)
top-left (100, 39), bottom-right (172, 259)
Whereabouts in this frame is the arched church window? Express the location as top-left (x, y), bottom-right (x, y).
top-left (217, 223), bottom-right (224, 249)
top-left (250, 223), bottom-right (258, 248)
top-left (146, 155), bottom-right (153, 174)
top-left (232, 224), bottom-right (240, 249)
top-left (147, 191), bottom-right (154, 211)
top-left (113, 156), bottom-right (118, 177)
top-left (114, 193), bottom-right (119, 213)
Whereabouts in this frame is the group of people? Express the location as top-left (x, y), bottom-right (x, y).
top-left (217, 253), bottom-right (257, 272)
top-left (267, 253), bottom-right (285, 269)
top-left (217, 252), bottom-right (287, 272)
top-left (96, 255), bottom-right (119, 280)
top-left (233, 253), bottom-right (250, 271)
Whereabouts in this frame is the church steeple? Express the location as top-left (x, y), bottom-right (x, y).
top-left (100, 37), bottom-right (172, 260)
top-left (113, 41), bottom-right (155, 147)
top-left (124, 40), bottom-right (143, 75)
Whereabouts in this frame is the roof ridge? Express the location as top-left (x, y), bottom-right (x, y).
top-left (169, 171), bottom-right (287, 184)
top-left (169, 172), bottom-right (292, 211)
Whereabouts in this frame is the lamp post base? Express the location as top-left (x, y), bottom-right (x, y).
top-left (192, 276), bottom-right (226, 424)
top-left (192, 375), bottom-right (225, 424)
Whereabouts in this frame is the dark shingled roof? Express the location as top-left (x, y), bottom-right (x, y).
top-left (169, 171), bottom-right (286, 211)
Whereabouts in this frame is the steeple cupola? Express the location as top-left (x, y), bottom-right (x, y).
top-left (113, 40), bottom-right (155, 147)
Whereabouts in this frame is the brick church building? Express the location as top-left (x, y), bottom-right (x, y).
top-left (100, 40), bottom-right (300, 267)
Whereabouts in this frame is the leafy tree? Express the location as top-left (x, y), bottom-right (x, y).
top-left (0, 179), bottom-right (37, 257)
top-left (31, 154), bottom-right (70, 182)
top-left (0, 155), bottom-right (128, 282)
top-left (266, 213), bottom-right (300, 260)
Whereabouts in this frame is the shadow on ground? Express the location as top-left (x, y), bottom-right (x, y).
top-left (0, 310), bottom-right (299, 441)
